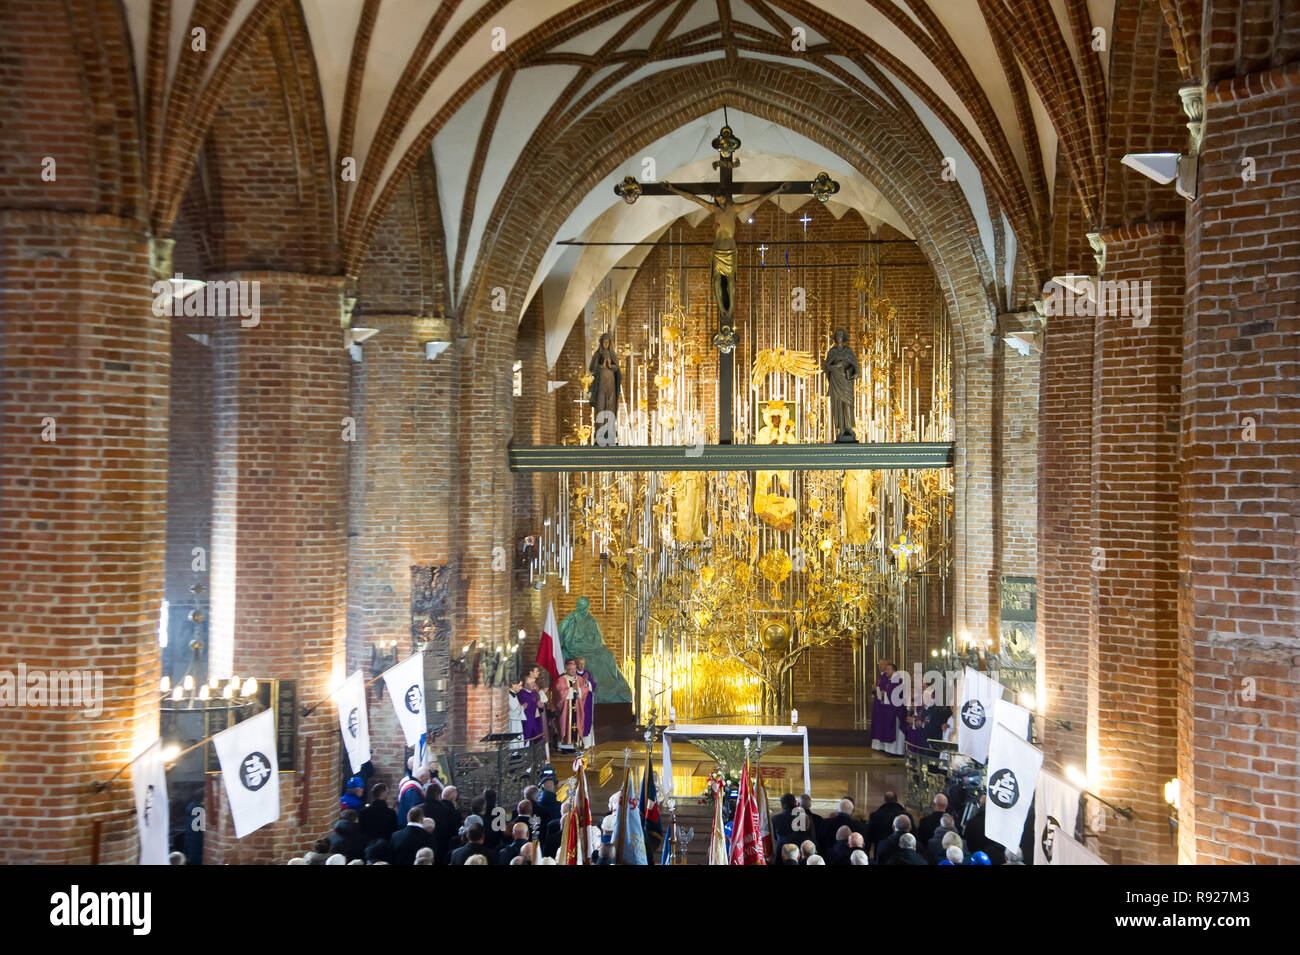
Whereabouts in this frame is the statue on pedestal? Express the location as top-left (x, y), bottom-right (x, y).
top-left (558, 596), bottom-right (632, 704)
top-left (588, 333), bottom-right (621, 443)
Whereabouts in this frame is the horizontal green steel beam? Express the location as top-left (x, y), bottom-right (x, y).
top-left (507, 442), bottom-right (955, 472)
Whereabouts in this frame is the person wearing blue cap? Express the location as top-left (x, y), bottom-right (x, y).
top-left (971, 850), bottom-right (992, 865)
top-left (340, 775), bottom-right (365, 812)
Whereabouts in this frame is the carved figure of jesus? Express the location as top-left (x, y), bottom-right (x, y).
top-left (660, 181), bottom-right (785, 328)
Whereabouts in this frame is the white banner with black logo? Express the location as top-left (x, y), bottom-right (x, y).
top-left (984, 723), bottom-right (1043, 850)
top-left (132, 739), bottom-right (170, 865)
top-left (213, 707), bottom-right (280, 838)
top-left (1052, 830), bottom-right (1107, 865)
top-left (1034, 770), bottom-right (1081, 865)
top-left (382, 651), bottom-right (426, 747)
top-left (957, 667), bottom-right (1004, 763)
top-left (335, 669), bottom-right (371, 774)
top-left (994, 697), bottom-right (1032, 741)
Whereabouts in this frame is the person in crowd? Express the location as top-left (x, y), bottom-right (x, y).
top-left (927, 813), bottom-right (961, 864)
top-left (770, 792), bottom-right (798, 855)
top-left (962, 794), bottom-right (1006, 865)
top-left (449, 817), bottom-right (495, 865)
top-left (916, 792), bottom-right (948, 849)
top-left (597, 843), bottom-right (617, 865)
top-left (536, 776), bottom-right (562, 826)
top-left (302, 837), bottom-right (331, 865)
top-left (943, 844), bottom-right (964, 865)
top-left (390, 806), bottom-right (438, 866)
top-left (940, 830), bottom-right (965, 866)
top-left (396, 767), bottom-right (429, 822)
top-left (806, 854), bottom-right (825, 865)
top-left (849, 849), bottom-right (869, 865)
top-left (887, 832), bottom-right (929, 866)
top-left (428, 785), bottom-right (461, 864)
top-left (481, 788), bottom-right (503, 851)
top-left (328, 808), bottom-right (366, 861)
top-left (826, 824), bottom-right (853, 866)
top-left (797, 794), bottom-right (822, 847)
top-left (779, 843), bottom-right (801, 865)
top-left (325, 854), bottom-right (346, 865)
top-left (359, 782), bottom-right (399, 843)
top-left (866, 790), bottom-right (913, 852)
top-left (509, 799), bottom-right (534, 830)
top-left (499, 822), bottom-right (531, 865)
top-left (799, 839), bottom-right (817, 863)
top-left (340, 775), bottom-right (365, 812)
top-left (818, 797), bottom-right (859, 853)
top-left (364, 837), bottom-right (393, 865)
top-left (413, 847), bottom-right (434, 865)
top-left (167, 851), bottom-right (186, 865)
top-left (875, 813), bottom-right (913, 866)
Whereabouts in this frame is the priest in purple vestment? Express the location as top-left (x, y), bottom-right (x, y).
top-left (870, 661), bottom-right (906, 755)
top-left (575, 656), bottom-right (597, 745)
top-left (514, 667), bottom-right (547, 745)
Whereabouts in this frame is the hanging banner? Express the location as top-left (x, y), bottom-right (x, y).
top-left (1052, 830), bottom-right (1107, 865)
top-left (1034, 770), bottom-right (1082, 865)
top-left (995, 697), bottom-right (1032, 741)
top-left (335, 670), bottom-right (371, 774)
top-left (212, 708), bottom-right (280, 838)
top-left (382, 651), bottom-right (426, 746)
top-left (957, 666), bottom-right (1004, 763)
top-left (984, 723), bottom-right (1043, 849)
top-left (132, 739), bottom-right (170, 865)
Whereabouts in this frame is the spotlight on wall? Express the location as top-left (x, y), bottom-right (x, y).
top-left (1121, 152), bottom-right (1197, 200)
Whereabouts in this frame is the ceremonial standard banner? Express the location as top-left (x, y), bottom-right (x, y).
top-left (1034, 770), bottom-right (1082, 865)
top-left (335, 669), bottom-right (371, 774)
top-left (382, 651), bottom-right (426, 746)
top-left (213, 707), bottom-right (280, 838)
top-left (957, 666), bottom-right (1004, 763)
top-left (537, 602), bottom-right (562, 680)
top-left (995, 697), bottom-right (1032, 741)
top-left (1053, 830), bottom-right (1107, 865)
top-left (132, 739), bottom-right (170, 865)
top-left (985, 723), bottom-right (1043, 849)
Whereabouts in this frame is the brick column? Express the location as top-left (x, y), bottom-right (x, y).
top-left (1037, 292), bottom-right (1096, 776)
top-left (206, 272), bottom-right (348, 863)
top-left (1180, 70), bottom-right (1300, 865)
top-left (0, 212), bottom-right (167, 863)
top-left (1089, 225), bottom-right (1183, 864)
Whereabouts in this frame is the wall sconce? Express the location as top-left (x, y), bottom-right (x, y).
top-left (1164, 777), bottom-right (1180, 845)
top-left (369, 640), bottom-right (398, 683)
top-left (425, 340), bottom-right (451, 360)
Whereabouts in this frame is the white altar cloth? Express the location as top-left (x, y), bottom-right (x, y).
top-left (661, 723), bottom-right (811, 793)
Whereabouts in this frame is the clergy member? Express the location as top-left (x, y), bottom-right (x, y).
top-left (870, 660), bottom-right (906, 755)
top-left (574, 656), bottom-right (597, 747)
top-left (517, 666), bottom-right (548, 745)
top-left (555, 659), bottom-right (592, 751)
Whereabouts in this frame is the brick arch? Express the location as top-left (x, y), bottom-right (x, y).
top-left (450, 57), bottom-right (1007, 662)
top-left (0, 0), bottom-right (143, 218)
top-left (175, 3), bottom-right (337, 273)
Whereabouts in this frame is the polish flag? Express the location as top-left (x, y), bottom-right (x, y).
top-left (537, 602), bottom-right (562, 680)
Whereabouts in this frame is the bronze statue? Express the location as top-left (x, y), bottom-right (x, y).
top-left (824, 329), bottom-right (860, 442)
top-left (588, 332), bottom-right (621, 441)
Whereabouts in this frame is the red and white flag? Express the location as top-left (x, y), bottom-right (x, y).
top-left (537, 602), bottom-right (562, 680)
top-left (729, 760), bottom-right (765, 865)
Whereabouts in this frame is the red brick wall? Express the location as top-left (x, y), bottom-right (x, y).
top-left (205, 274), bottom-right (349, 863)
top-left (0, 214), bottom-right (167, 863)
top-left (1178, 68), bottom-right (1300, 865)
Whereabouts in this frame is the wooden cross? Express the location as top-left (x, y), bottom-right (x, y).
top-left (615, 126), bottom-right (839, 445)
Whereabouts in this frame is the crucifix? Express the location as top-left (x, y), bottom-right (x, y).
top-left (615, 123), bottom-right (839, 444)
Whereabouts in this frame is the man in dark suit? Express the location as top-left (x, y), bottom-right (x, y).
top-left (358, 784), bottom-right (399, 844)
top-left (915, 792), bottom-right (948, 850)
top-left (536, 778), bottom-right (562, 827)
top-left (426, 784), bottom-right (461, 864)
top-left (962, 795), bottom-right (1006, 865)
top-left (797, 793), bottom-right (822, 850)
top-left (885, 832), bottom-right (930, 865)
top-left (818, 797), bottom-right (860, 854)
top-left (449, 818), bottom-right (496, 865)
top-left (390, 807), bottom-right (438, 865)
top-left (498, 822), bottom-right (531, 865)
top-left (927, 813), bottom-right (963, 864)
top-left (875, 812), bottom-right (913, 865)
top-left (825, 824), bottom-right (854, 865)
top-left (867, 791), bottom-right (913, 851)
top-left (770, 793), bottom-right (798, 856)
